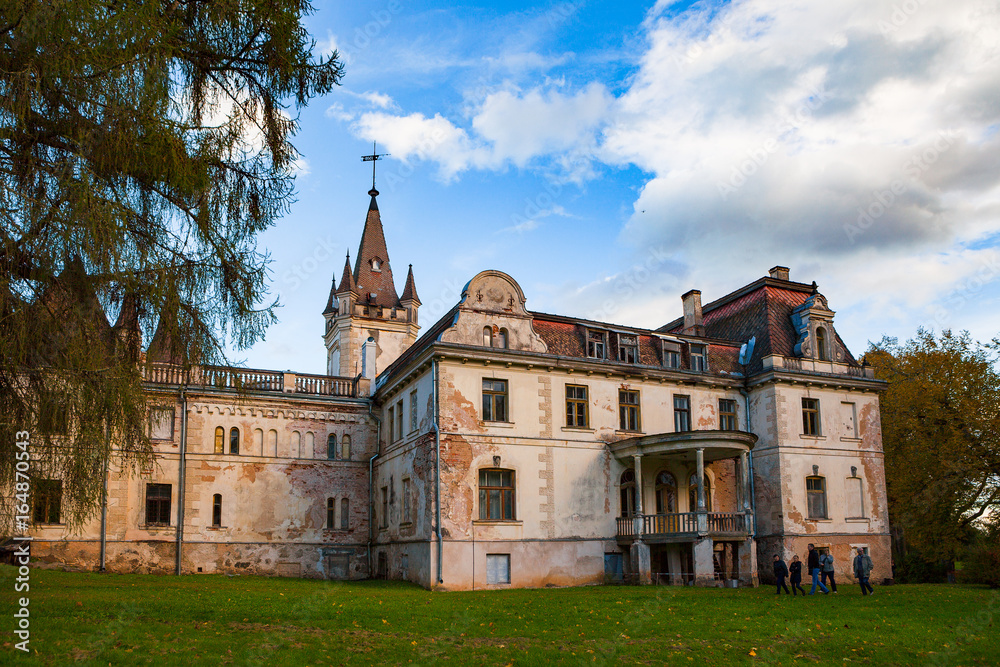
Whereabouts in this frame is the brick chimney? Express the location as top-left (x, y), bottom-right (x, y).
top-left (682, 289), bottom-right (704, 336)
top-left (769, 266), bottom-right (790, 281)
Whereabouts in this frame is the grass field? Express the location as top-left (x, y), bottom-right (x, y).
top-left (1, 566), bottom-right (997, 665)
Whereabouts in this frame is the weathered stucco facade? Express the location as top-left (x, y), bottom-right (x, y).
top-left (26, 190), bottom-right (891, 589)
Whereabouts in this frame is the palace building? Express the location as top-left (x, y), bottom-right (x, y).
top-left (27, 187), bottom-right (892, 589)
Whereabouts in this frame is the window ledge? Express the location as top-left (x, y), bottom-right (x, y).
top-left (480, 421), bottom-right (516, 429)
top-left (32, 523), bottom-right (65, 527)
top-left (807, 518), bottom-right (832, 522)
top-left (561, 426), bottom-right (594, 433)
top-left (840, 436), bottom-right (862, 442)
top-left (845, 517), bottom-right (869, 523)
top-left (616, 430), bottom-right (645, 436)
top-left (472, 520), bottom-right (522, 526)
top-left (800, 434), bottom-right (827, 440)
top-left (206, 526), bottom-right (228, 531)
top-left (399, 521), bottom-right (413, 527)
top-left (140, 525), bottom-right (175, 531)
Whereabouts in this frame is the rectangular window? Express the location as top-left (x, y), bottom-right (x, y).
top-left (32, 479), bottom-right (62, 524)
top-left (619, 390), bottom-right (641, 432)
top-left (806, 476), bottom-right (827, 519)
top-left (326, 498), bottom-right (335, 529)
top-left (402, 478), bottom-right (411, 523)
top-left (482, 378), bottom-right (508, 422)
top-left (149, 408), bottom-right (174, 440)
top-left (396, 400), bottom-right (404, 441)
top-left (802, 398), bottom-right (821, 435)
top-left (145, 483), bottom-right (171, 526)
top-left (690, 345), bottom-right (707, 372)
top-left (486, 553), bottom-right (511, 585)
top-left (673, 395), bottom-right (691, 432)
top-left (846, 476), bottom-right (865, 518)
top-left (587, 330), bottom-right (606, 359)
top-left (565, 385), bottom-right (589, 428)
top-left (618, 334), bottom-right (638, 363)
top-left (341, 497), bottom-right (350, 529)
top-left (410, 390), bottom-right (418, 432)
top-left (662, 340), bottom-right (681, 369)
top-left (479, 469), bottom-right (515, 520)
top-left (843, 402), bottom-right (858, 438)
top-left (387, 406), bottom-right (395, 442)
top-left (380, 487), bottom-right (388, 528)
top-left (213, 494), bottom-right (223, 527)
top-left (39, 393), bottom-right (69, 435)
top-left (719, 399), bottom-right (738, 431)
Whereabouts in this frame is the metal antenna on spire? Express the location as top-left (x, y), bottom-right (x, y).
top-left (361, 141), bottom-right (389, 193)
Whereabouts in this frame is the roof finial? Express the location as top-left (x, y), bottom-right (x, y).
top-left (361, 141), bottom-right (389, 196)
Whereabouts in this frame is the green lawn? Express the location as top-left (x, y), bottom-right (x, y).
top-left (1, 566), bottom-right (997, 665)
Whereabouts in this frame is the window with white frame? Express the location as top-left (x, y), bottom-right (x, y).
top-left (486, 553), bottom-right (511, 585)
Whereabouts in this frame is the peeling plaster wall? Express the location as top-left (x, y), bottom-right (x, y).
top-left (751, 382), bottom-right (891, 583)
top-left (30, 391), bottom-right (375, 580)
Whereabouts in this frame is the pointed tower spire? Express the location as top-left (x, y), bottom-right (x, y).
top-left (400, 264), bottom-right (420, 305)
top-left (353, 188), bottom-right (400, 308)
top-left (335, 251), bottom-right (357, 295)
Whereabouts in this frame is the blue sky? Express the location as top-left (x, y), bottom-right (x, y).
top-left (239, 0), bottom-right (1000, 374)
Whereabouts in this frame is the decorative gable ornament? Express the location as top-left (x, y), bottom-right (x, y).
top-left (790, 286), bottom-right (843, 361)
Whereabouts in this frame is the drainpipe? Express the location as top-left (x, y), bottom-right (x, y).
top-left (738, 377), bottom-right (757, 538)
top-left (175, 387), bottom-right (188, 575)
top-left (367, 403), bottom-right (381, 577)
top-left (99, 419), bottom-right (110, 572)
top-left (432, 358), bottom-right (443, 585)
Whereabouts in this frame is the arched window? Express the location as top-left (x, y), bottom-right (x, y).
top-left (327, 497), bottom-right (335, 529)
top-left (341, 434), bottom-right (351, 460)
top-left (254, 429), bottom-right (264, 456)
top-left (688, 474), bottom-right (712, 511)
top-left (229, 427), bottom-right (239, 455)
top-left (479, 469), bottom-right (515, 520)
top-left (806, 476), bottom-right (827, 519)
top-left (214, 427), bottom-right (224, 454)
top-left (816, 327), bottom-right (829, 361)
top-left (483, 326), bottom-right (493, 347)
top-left (655, 471), bottom-right (677, 514)
top-left (497, 328), bottom-right (508, 349)
top-left (620, 469), bottom-right (636, 517)
top-left (327, 433), bottom-right (337, 460)
top-left (212, 494), bottom-right (222, 527)
top-left (341, 497), bottom-right (350, 529)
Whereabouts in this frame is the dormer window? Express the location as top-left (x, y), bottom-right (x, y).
top-left (371, 258), bottom-right (381, 272)
top-left (816, 327), bottom-right (829, 361)
top-left (586, 330), bottom-right (606, 359)
top-left (690, 344), bottom-right (707, 372)
top-left (662, 340), bottom-right (681, 368)
top-left (618, 334), bottom-right (638, 363)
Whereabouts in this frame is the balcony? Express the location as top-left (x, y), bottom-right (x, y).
top-left (142, 363), bottom-right (363, 398)
top-left (616, 512), bottom-right (751, 543)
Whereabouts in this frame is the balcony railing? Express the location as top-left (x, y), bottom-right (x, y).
top-left (616, 512), bottom-right (751, 540)
top-left (142, 363), bottom-right (358, 398)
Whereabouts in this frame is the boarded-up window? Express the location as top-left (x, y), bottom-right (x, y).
top-left (402, 478), bottom-right (411, 523)
top-left (846, 476), bottom-right (865, 518)
top-left (341, 497), bottom-right (350, 529)
top-left (842, 402), bottom-right (858, 438)
top-left (486, 553), bottom-right (510, 585)
top-left (149, 408), bottom-right (174, 440)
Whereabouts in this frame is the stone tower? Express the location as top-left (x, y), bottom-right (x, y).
top-left (323, 187), bottom-right (420, 378)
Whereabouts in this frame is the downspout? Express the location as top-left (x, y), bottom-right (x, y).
top-left (367, 402), bottom-right (381, 577)
top-left (175, 387), bottom-right (188, 575)
top-left (432, 358), bottom-right (443, 585)
top-left (99, 419), bottom-right (110, 572)
top-left (739, 377), bottom-right (757, 538)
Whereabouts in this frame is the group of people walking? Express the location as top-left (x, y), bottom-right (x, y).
top-left (772, 544), bottom-right (875, 596)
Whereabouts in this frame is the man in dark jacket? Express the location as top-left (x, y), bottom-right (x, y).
top-left (853, 547), bottom-right (875, 595)
top-left (807, 543), bottom-right (829, 595)
top-left (773, 553), bottom-right (790, 595)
